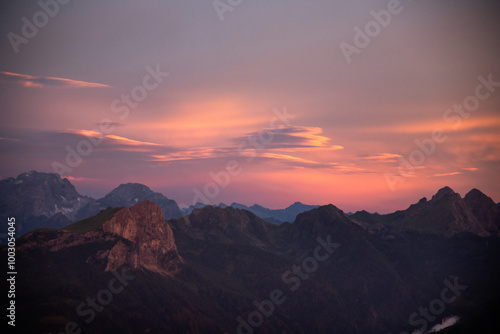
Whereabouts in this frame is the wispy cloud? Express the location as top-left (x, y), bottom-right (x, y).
top-left (236, 126), bottom-right (344, 151)
top-left (56, 130), bottom-right (163, 153)
top-left (65, 176), bottom-right (94, 182)
top-left (366, 116), bottom-right (500, 135)
top-left (106, 135), bottom-right (161, 147)
top-left (260, 152), bottom-right (339, 168)
top-left (147, 125), bottom-right (346, 169)
top-left (0, 137), bottom-right (21, 142)
top-left (151, 147), bottom-right (219, 162)
top-left (432, 172), bottom-right (461, 177)
top-left (0, 71), bottom-right (110, 89)
top-left (362, 153), bottom-right (403, 162)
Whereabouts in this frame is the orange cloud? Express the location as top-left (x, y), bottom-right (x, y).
top-left (432, 172), bottom-right (461, 177)
top-left (369, 115), bottom-right (500, 134)
top-left (106, 135), bottom-right (161, 147)
top-left (462, 167), bottom-right (478, 171)
top-left (65, 176), bottom-right (94, 182)
top-left (260, 153), bottom-right (338, 168)
top-left (151, 148), bottom-right (218, 162)
top-left (363, 153), bottom-right (403, 162)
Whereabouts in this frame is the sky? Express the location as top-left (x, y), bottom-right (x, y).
top-left (0, 0), bottom-right (499, 213)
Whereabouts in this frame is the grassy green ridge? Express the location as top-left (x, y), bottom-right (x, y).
top-left (62, 207), bottom-right (123, 234)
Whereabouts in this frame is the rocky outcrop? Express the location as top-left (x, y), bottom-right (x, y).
top-left (103, 200), bottom-right (183, 275)
top-left (17, 201), bottom-right (183, 277)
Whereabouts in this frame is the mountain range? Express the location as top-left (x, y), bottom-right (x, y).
top-left (182, 201), bottom-right (320, 224)
top-left (2, 171), bottom-right (500, 240)
top-left (350, 186), bottom-right (500, 238)
top-left (2, 171), bottom-right (500, 333)
top-left (8, 199), bottom-right (500, 333)
top-left (0, 171), bottom-right (183, 237)
top-left (0, 171), bottom-right (317, 238)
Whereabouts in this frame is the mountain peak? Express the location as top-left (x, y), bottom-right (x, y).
top-left (0, 171), bottom-right (89, 230)
top-left (98, 183), bottom-right (182, 219)
top-left (288, 201), bottom-right (304, 208)
top-left (107, 183), bottom-right (153, 195)
top-left (430, 186), bottom-right (457, 202)
top-left (15, 170), bottom-right (68, 185)
top-left (464, 188), bottom-right (488, 201)
top-left (295, 204), bottom-right (350, 226)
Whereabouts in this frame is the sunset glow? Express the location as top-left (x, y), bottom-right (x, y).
top-left (1, 0), bottom-right (499, 213)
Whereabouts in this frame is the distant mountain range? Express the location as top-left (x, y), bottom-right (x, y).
top-left (182, 201), bottom-right (320, 224)
top-left (0, 171), bottom-right (318, 237)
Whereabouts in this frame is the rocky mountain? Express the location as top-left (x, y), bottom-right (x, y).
top-left (182, 201), bottom-right (320, 224)
top-left (0, 172), bottom-right (182, 238)
top-left (19, 201), bottom-right (183, 277)
top-left (8, 199), bottom-right (500, 333)
top-left (0, 171), bottom-right (94, 235)
top-left (351, 186), bottom-right (500, 238)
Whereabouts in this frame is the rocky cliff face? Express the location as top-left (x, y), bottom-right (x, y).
top-left (103, 200), bottom-right (183, 275)
top-left (18, 201), bottom-right (183, 277)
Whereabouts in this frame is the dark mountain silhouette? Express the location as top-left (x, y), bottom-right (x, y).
top-left (8, 198), bottom-right (500, 333)
top-left (351, 186), bottom-right (500, 238)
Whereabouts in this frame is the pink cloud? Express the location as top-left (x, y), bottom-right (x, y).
top-left (0, 71), bottom-right (110, 89)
